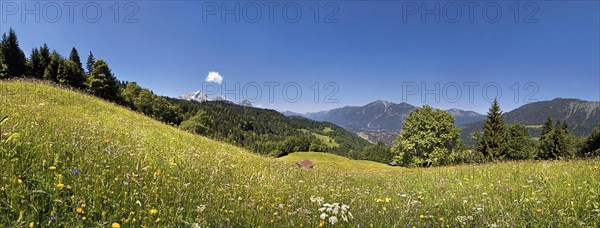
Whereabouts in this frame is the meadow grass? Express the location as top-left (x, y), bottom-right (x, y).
top-left (1, 81), bottom-right (599, 227)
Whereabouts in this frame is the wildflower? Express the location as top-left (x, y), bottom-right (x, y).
top-left (385, 197), bottom-right (391, 203)
top-left (49, 166), bottom-right (56, 170)
top-left (420, 214), bottom-right (427, 219)
top-left (18, 179), bottom-right (23, 184)
top-left (149, 209), bottom-right (158, 215)
top-left (102, 211), bottom-right (107, 217)
top-left (319, 220), bottom-right (325, 227)
top-left (320, 213), bottom-right (328, 219)
top-left (76, 208), bottom-right (83, 214)
top-left (66, 185), bottom-right (72, 190)
top-left (111, 222), bottom-right (120, 228)
top-left (104, 139), bottom-right (110, 144)
top-left (56, 183), bottom-right (64, 189)
top-left (29, 222), bottom-right (34, 228)
top-left (130, 211), bottom-right (135, 215)
top-left (155, 218), bottom-right (161, 223)
top-left (155, 169), bottom-right (161, 175)
top-left (50, 216), bottom-right (56, 221)
top-left (328, 216), bottom-right (338, 225)
top-left (375, 198), bottom-right (383, 203)
top-left (71, 168), bottom-right (80, 175)
top-left (82, 216), bottom-right (86, 221)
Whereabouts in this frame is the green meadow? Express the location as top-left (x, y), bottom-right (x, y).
top-left (1, 81), bottom-right (599, 227)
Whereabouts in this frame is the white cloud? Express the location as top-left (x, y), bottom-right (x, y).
top-left (205, 71), bottom-right (223, 84)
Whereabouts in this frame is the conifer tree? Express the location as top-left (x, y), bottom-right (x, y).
top-left (28, 48), bottom-right (43, 78)
top-left (39, 44), bottom-right (50, 70)
top-left (0, 28), bottom-right (27, 78)
top-left (43, 51), bottom-right (61, 82)
top-left (86, 52), bottom-right (95, 75)
top-left (476, 99), bottom-right (507, 161)
top-left (87, 59), bottom-right (120, 102)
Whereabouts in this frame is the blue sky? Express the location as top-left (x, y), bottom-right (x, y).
top-left (1, 1), bottom-right (598, 113)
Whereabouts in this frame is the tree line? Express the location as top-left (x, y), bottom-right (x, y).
top-left (0, 28), bottom-right (184, 125)
top-left (392, 99), bottom-right (600, 167)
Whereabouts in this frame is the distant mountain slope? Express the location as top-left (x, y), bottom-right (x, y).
top-left (167, 98), bottom-right (373, 157)
top-left (295, 100), bottom-right (485, 130)
top-left (284, 100), bottom-right (484, 146)
top-left (461, 98), bottom-right (600, 145)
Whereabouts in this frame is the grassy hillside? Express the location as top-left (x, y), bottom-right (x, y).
top-left (280, 152), bottom-right (392, 172)
top-left (1, 81), bottom-right (599, 227)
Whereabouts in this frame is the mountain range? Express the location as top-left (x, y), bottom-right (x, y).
top-left (283, 98), bottom-right (600, 145)
top-left (180, 90), bottom-right (253, 107)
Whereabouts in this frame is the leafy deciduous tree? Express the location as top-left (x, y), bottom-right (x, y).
top-left (392, 105), bottom-right (462, 167)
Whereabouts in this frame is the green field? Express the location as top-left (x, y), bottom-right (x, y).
top-left (1, 81), bottom-right (599, 227)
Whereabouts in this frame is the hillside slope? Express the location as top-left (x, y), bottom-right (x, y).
top-left (1, 81), bottom-right (598, 227)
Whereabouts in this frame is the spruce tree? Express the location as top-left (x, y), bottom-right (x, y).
top-left (0, 28), bottom-right (27, 78)
top-left (87, 59), bottom-right (120, 102)
top-left (43, 51), bottom-right (61, 82)
top-left (541, 116), bottom-right (553, 136)
top-left (57, 60), bottom-right (86, 88)
top-left (68, 47), bottom-right (86, 89)
top-left (86, 52), bottom-right (95, 75)
top-left (476, 99), bottom-right (507, 161)
top-left (539, 118), bottom-right (575, 159)
top-left (69, 47), bottom-right (84, 73)
top-left (39, 44), bottom-right (50, 71)
top-left (581, 123), bottom-right (600, 157)
top-left (28, 48), bottom-right (43, 78)
top-left (506, 123), bottom-right (536, 160)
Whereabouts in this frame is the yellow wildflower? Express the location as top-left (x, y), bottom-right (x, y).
top-left (76, 208), bottom-right (83, 213)
top-left (104, 139), bottom-right (110, 144)
top-left (111, 222), bottom-right (120, 228)
top-left (82, 216), bottom-right (86, 221)
top-left (49, 166), bottom-right (56, 170)
top-left (155, 218), bottom-right (161, 223)
top-left (18, 179), bottom-right (23, 184)
top-left (319, 220), bottom-right (325, 227)
top-left (149, 209), bottom-right (158, 215)
top-left (66, 185), bottom-right (72, 190)
top-left (375, 198), bottom-right (383, 203)
top-left (56, 183), bottom-right (65, 189)
top-left (385, 197), bottom-right (391, 203)
top-left (29, 222), bottom-right (34, 228)
top-left (420, 214), bottom-right (427, 219)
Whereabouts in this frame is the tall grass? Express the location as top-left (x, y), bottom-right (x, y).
top-left (1, 81), bottom-right (599, 227)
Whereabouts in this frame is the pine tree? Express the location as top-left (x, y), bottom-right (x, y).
top-left (0, 28), bottom-right (27, 78)
top-left (86, 52), bottom-right (95, 75)
top-left (476, 99), bottom-right (507, 161)
top-left (87, 59), bottom-right (120, 102)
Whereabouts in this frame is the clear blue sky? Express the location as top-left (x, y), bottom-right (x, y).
top-left (1, 1), bottom-right (598, 113)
